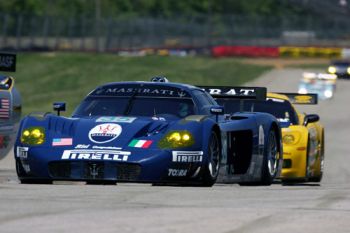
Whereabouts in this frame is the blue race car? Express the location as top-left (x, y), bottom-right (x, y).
top-left (15, 78), bottom-right (282, 186)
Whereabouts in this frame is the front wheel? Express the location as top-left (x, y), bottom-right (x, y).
top-left (260, 130), bottom-right (280, 185)
top-left (200, 131), bottom-right (221, 187)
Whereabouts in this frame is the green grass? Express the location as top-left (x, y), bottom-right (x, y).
top-left (4, 52), bottom-right (272, 116)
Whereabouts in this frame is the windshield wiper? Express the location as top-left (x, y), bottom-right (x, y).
top-left (123, 91), bottom-right (138, 115)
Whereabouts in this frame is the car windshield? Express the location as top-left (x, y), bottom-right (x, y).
top-left (332, 61), bottom-right (350, 66)
top-left (72, 96), bottom-right (195, 118)
top-left (216, 98), bottom-right (299, 125)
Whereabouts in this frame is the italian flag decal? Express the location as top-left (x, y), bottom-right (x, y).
top-left (128, 139), bottom-right (153, 148)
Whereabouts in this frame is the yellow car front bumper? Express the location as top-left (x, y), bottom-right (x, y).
top-left (280, 144), bottom-right (307, 180)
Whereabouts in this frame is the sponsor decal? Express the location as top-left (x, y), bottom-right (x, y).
top-left (52, 138), bottom-right (73, 146)
top-left (206, 88), bottom-right (255, 96)
top-left (0, 98), bottom-right (10, 119)
top-left (128, 139), bottom-right (153, 148)
top-left (75, 144), bottom-right (90, 149)
top-left (168, 169), bottom-right (187, 177)
top-left (0, 53), bottom-right (16, 72)
top-left (96, 116), bottom-right (136, 123)
top-left (61, 149), bottom-right (130, 161)
top-left (92, 145), bottom-right (122, 150)
top-left (294, 95), bottom-right (313, 104)
top-left (172, 151), bottom-right (203, 163)
top-left (92, 85), bottom-right (191, 98)
top-left (88, 123), bottom-right (122, 144)
top-left (16, 147), bottom-right (29, 159)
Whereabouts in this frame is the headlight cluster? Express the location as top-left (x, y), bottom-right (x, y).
top-left (158, 130), bottom-right (194, 149)
top-left (20, 127), bottom-right (45, 145)
top-left (282, 131), bottom-right (301, 145)
top-left (328, 66), bottom-right (336, 74)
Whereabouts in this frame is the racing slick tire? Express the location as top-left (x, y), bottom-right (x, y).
top-left (200, 131), bottom-right (221, 187)
top-left (260, 129), bottom-right (280, 185)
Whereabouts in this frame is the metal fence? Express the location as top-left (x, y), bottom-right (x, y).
top-left (1, 12), bottom-right (350, 52)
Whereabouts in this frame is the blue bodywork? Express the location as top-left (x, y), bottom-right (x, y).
top-left (14, 81), bottom-right (282, 185)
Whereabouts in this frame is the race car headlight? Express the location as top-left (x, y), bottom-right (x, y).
top-left (282, 131), bottom-right (301, 145)
top-left (324, 90), bottom-right (333, 98)
top-left (347, 67), bottom-right (350, 74)
top-left (158, 130), bottom-right (195, 149)
top-left (20, 127), bottom-right (45, 145)
top-left (328, 66), bottom-right (336, 74)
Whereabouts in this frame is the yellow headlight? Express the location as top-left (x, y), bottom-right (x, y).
top-left (282, 131), bottom-right (301, 145)
top-left (21, 127), bottom-right (45, 145)
top-left (23, 130), bottom-right (30, 137)
top-left (283, 135), bottom-right (295, 144)
top-left (158, 130), bottom-right (194, 149)
top-left (169, 132), bottom-right (181, 142)
top-left (182, 133), bottom-right (191, 141)
top-left (347, 67), bottom-right (350, 74)
top-left (328, 66), bottom-right (336, 74)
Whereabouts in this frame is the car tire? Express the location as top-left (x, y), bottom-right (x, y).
top-left (200, 131), bottom-right (221, 187)
top-left (309, 132), bottom-right (324, 182)
top-left (260, 129), bottom-right (280, 185)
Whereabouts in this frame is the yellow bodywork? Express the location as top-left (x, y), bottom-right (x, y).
top-left (267, 93), bottom-right (324, 181)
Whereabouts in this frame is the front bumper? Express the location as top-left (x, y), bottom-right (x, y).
top-left (15, 146), bottom-right (205, 183)
top-left (279, 145), bottom-right (307, 180)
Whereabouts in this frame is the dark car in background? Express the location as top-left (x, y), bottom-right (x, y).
top-left (327, 60), bottom-right (350, 79)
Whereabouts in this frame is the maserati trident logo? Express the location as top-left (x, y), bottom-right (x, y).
top-left (89, 163), bottom-right (100, 179)
top-left (88, 123), bottom-right (122, 144)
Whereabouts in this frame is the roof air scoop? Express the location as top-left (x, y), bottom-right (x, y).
top-left (151, 76), bottom-right (169, 83)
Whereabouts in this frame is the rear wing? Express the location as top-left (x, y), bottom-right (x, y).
top-left (276, 93), bottom-right (318, 105)
top-left (200, 86), bottom-right (267, 100)
top-left (0, 53), bottom-right (16, 72)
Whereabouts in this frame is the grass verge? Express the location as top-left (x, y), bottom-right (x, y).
top-left (3, 52), bottom-right (272, 116)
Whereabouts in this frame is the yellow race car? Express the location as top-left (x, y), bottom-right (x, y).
top-left (266, 93), bottom-right (324, 182)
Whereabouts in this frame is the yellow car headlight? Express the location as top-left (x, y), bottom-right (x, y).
top-left (283, 134), bottom-right (295, 144)
top-left (20, 127), bottom-right (45, 145)
top-left (328, 66), bottom-right (336, 74)
top-left (347, 67), bottom-right (350, 74)
top-left (158, 130), bottom-right (194, 149)
top-left (282, 131), bottom-right (301, 145)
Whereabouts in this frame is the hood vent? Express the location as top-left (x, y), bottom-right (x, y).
top-left (48, 116), bottom-right (76, 136)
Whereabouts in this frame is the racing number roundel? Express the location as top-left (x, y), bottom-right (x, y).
top-left (88, 123), bottom-right (122, 144)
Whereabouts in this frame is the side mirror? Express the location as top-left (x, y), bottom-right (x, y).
top-left (53, 102), bottom-right (66, 116)
top-left (210, 106), bottom-right (224, 115)
top-left (210, 106), bottom-right (224, 122)
top-left (303, 114), bottom-right (319, 126)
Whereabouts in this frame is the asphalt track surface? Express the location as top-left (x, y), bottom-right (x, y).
top-left (1, 68), bottom-right (350, 233)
